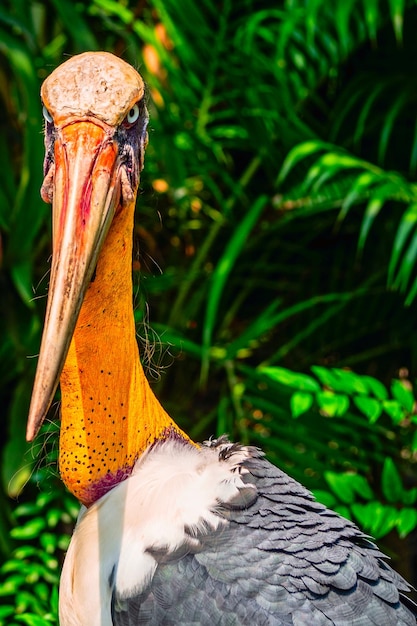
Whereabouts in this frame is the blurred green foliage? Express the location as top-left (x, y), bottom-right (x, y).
top-left (0, 483), bottom-right (77, 625)
top-left (1, 0), bottom-right (417, 622)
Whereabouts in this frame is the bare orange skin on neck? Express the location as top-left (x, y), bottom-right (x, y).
top-left (59, 199), bottom-right (191, 506)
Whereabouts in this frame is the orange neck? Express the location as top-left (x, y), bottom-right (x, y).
top-left (58, 200), bottom-right (191, 506)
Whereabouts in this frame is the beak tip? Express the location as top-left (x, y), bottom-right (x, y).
top-left (26, 417), bottom-right (39, 442)
top-left (26, 431), bottom-right (35, 443)
top-left (26, 395), bottom-right (48, 442)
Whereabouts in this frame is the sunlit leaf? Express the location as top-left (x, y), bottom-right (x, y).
top-left (382, 400), bottom-right (406, 424)
top-left (349, 473), bottom-right (374, 500)
top-left (310, 365), bottom-right (337, 388)
top-left (351, 502), bottom-right (398, 539)
top-left (15, 614), bottom-right (55, 625)
top-left (388, 0), bottom-right (405, 43)
top-left (397, 508), bottom-right (417, 538)
top-left (317, 391), bottom-right (349, 417)
top-left (277, 141), bottom-right (332, 185)
top-left (363, 0), bottom-right (379, 42)
top-left (10, 518), bottom-right (46, 541)
top-left (381, 457), bottom-right (404, 503)
top-left (391, 379), bottom-right (415, 412)
top-left (260, 367), bottom-right (320, 391)
top-left (329, 368), bottom-right (369, 394)
top-left (353, 396), bottom-right (382, 423)
top-left (361, 376), bottom-right (388, 400)
top-left (337, 171), bottom-right (378, 222)
top-left (388, 204), bottom-right (417, 285)
top-left (324, 472), bottom-right (355, 504)
top-left (290, 391), bottom-right (313, 418)
top-left (357, 196), bottom-right (384, 252)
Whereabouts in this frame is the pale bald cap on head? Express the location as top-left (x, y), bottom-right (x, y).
top-left (41, 51), bottom-right (145, 127)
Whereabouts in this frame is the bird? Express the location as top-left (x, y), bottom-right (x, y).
top-left (26, 51), bottom-right (416, 626)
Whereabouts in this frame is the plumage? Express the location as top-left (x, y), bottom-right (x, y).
top-left (26, 52), bottom-right (417, 625)
top-left (57, 437), bottom-right (416, 625)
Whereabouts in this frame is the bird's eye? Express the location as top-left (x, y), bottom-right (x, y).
top-left (42, 105), bottom-right (53, 124)
top-left (125, 104), bottom-right (140, 125)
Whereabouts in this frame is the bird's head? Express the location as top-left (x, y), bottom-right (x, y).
top-left (26, 52), bottom-right (148, 442)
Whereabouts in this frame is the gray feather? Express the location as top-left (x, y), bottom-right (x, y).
top-left (112, 442), bottom-right (416, 625)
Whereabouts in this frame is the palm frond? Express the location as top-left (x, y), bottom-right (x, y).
top-left (279, 140), bottom-right (417, 302)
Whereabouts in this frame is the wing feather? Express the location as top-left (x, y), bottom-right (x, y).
top-left (61, 438), bottom-right (416, 625)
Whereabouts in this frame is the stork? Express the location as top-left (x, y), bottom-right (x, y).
top-left (26, 52), bottom-right (416, 626)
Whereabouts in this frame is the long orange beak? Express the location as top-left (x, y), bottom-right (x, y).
top-left (26, 120), bottom-right (121, 441)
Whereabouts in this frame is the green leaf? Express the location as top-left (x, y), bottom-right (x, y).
top-left (14, 503), bottom-right (41, 518)
top-left (358, 196), bottom-right (383, 251)
top-left (35, 493), bottom-right (56, 510)
top-left (277, 141), bottom-right (332, 185)
top-left (363, 0), bottom-right (379, 41)
top-left (33, 581), bottom-right (50, 603)
top-left (310, 366), bottom-right (339, 389)
top-left (394, 229), bottom-right (417, 295)
top-left (10, 517), bottom-right (45, 540)
top-left (381, 457), bottom-right (404, 503)
top-left (10, 262), bottom-right (36, 308)
top-left (378, 92), bottom-right (409, 165)
top-left (388, 202), bottom-right (417, 285)
top-left (324, 472), bottom-right (355, 504)
top-left (13, 546), bottom-right (38, 560)
top-left (201, 195), bottom-right (268, 382)
top-left (312, 490), bottom-right (337, 508)
top-left (93, 0), bottom-right (134, 23)
top-left (317, 391), bottom-right (349, 417)
top-left (3, 377), bottom-right (33, 496)
top-left (338, 171), bottom-right (378, 222)
top-left (370, 506), bottom-right (399, 539)
top-left (388, 0), bottom-right (405, 43)
top-left (260, 367), bottom-right (320, 391)
top-left (382, 400), bottom-right (406, 424)
top-left (351, 502), bottom-right (398, 539)
top-left (290, 391), bottom-right (313, 418)
top-left (310, 367), bottom-right (370, 395)
top-left (329, 369), bottom-right (368, 394)
top-left (362, 376), bottom-right (389, 400)
top-left (401, 487), bottom-right (417, 505)
top-left (0, 606), bottom-right (14, 619)
top-left (0, 574), bottom-right (25, 595)
top-left (349, 474), bottom-right (374, 500)
top-left (396, 508), bottom-right (417, 538)
top-left (15, 614), bottom-right (55, 626)
top-left (324, 471), bottom-right (373, 504)
top-left (350, 502), bottom-right (373, 531)
top-left (353, 396), bottom-right (382, 423)
top-left (404, 273), bottom-right (417, 306)
top-left (334, 505), bottom-right (352, 521)
top-left (391, 379), bottom-right (415, 412)
top-left (48, 0), bottom-right (98, 49)
top-left (46, 508), bottom-right (63, 529)
top-left (39, 533), bottom-right (57, 554)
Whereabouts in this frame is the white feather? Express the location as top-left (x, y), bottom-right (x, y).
top-left (59, 439), bottom-right (256, 626)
